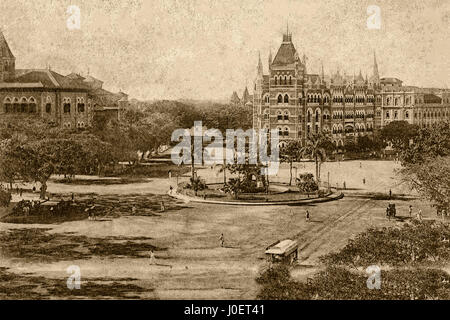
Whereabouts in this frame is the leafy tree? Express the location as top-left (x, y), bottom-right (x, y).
top-left (397, 122), bottom-right (450, 211)
top-left (224, 162), bottom-right (266, 198)
top-left (280, 140), bottom-right (302, 186)
top-left (380, 121), bottom-right (418, 150)
top-left (296, 173), bottom-right (319, 193)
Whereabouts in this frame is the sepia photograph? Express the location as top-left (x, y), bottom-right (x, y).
top-left (0, 0), bottom-right (449, 309)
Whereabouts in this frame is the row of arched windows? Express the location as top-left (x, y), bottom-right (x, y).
top-left (3, 97), bottom-right (37, 113)
top-left (277, 126), bottom-right (290, 136)
top-left (277, 94), bottom-right (289, 104)
top-left (3, 96), bottom-right (86, 114)
top-left (274, 76), bottom-right (293, 86)
top-left (306, 94), bottom-right (330, 104)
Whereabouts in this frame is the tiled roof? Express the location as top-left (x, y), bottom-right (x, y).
top-left (272, 41), bottom-right (297, 66)
top-left (89, 88), bottom-right (123, 107)
top-left (7, 69), bottom-right (90, 90)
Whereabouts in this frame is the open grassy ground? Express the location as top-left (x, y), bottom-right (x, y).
top-left (0, 160), bottom-right (445, 299)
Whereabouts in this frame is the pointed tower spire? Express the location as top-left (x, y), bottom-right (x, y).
top-left (373, 51), bottom-right (379, 79)
top-left (268, 49), bottom-right (272, 68)
top-left (257, 51), bottom-right (263, 76)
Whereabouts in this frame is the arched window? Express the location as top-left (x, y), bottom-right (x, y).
top-left (405, 111), bottom-right (409, 119)
top-left (12, 98), bottom-right (19, 113)
top-left (289, 76), bottom-right (292, 85)
top-left (28, 97), bottom-right (37, 113)
top-left (275, 77), bottom-right (278, 85)
top-left (277, 94), bottom-right (283, 104)
top-left (265, 95), bottom-right (270, 104)
top-left (20, 97), bottom-right (28, 113)
top-left (45, 96), bottom-right (52, 113)
top-left (284, 127), bottom-right (289, 136)
top-left (77, 97), bottom-right (85, 113)
top-left (284, 76), bottom-right (287, 85)
top-left (277, 110), bottom-right (283, 121)
top-left (3, 97), bottom-right (11, 113)
top-left (278, 126), bottom-right (283, 137)
top-left (63, 98), bottom-right (71, 113)
top-left (284, 94), bottom-right (289, 104)
top-left (315, 109), bottom-right (320, 122)
top-left (283, 111), bottom-right (289, 121)
top-left (263, 109), bottom-right (269, 120)
top-left (307, 110), bottom-right (312, 122)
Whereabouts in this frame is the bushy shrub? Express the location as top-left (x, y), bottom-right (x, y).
top-left (187, 176), bottom-right (207, 195)
top-left (296, 173), bottom-right (318, 193)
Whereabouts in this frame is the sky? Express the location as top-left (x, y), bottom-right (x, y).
top-left (0, 0), bottom-right (449, 100)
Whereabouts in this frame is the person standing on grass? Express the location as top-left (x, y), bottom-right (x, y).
top-left (219, 233), bottom-right (224, 247)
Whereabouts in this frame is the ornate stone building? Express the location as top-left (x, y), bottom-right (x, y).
top-left (0, 31), bottom-right (128, 128)
top-left (252, 31), bottom-right (450, 148)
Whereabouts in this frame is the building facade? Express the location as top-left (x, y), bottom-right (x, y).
top-left (252, 31), bottom-right (450, 148)
top-left (0, 31), bottom-right (128, 128)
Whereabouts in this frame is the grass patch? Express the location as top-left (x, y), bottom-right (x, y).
top-left (0, 267), bottom-right (151, 299)
top-left (0, 228), bottom-right (164, 262)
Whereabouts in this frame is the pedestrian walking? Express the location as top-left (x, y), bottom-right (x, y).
top-left (408, 205), bottom-right (413, 217)
top-left (149, 250), bottom-right (156, 265)
top-left (71, 193), bottom-right (74, 201)
top-left (389, 189), bottom-right (392, 199)
top-left (19, 188), bottom-right (23, 197)
top-left (306, 210), bottom-right (310, 222)
top-left (343, 181), bottom-right (346, 190)
top-left (363, 178), bottom-right (366, 185)
top-left (359, 162), bottom-right (362, 168)
top-left (386, 206), bottom-right (390, 220)
top-left (219, 233), bottom-right (224, 247)
top-left (168, 170), bottom-right (172, 180)
top-left (160, 201), bottom-right (165, 212)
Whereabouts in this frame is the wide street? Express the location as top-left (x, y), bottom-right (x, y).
top-left (0, 160), bottom-right (439, 299)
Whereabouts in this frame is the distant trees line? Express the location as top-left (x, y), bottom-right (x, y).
top-left (0, 101), bottom-right (252, 200)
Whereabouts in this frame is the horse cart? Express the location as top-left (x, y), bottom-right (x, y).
top-left (386, 203), bottom-right (396, 219)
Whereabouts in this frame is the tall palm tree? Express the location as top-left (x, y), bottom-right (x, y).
top-left (300, 133), bottom-right (328, 182)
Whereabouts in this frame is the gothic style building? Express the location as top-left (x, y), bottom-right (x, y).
top-left (252, 31), bottom-right (450, 148)
top-left (0, 31), bottom-right (128, 128)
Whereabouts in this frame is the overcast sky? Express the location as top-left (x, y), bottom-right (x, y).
top-left (1, 0), bottom-right (449, 100)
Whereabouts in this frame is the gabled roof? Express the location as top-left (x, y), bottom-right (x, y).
top-left (0, 31), bottom-right (15, 60)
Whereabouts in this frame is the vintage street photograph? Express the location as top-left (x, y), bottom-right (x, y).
top-left (0, 0), bottom-right (449, 303)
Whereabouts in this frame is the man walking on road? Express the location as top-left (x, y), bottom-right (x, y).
top-left (306, 210), bottom-right (310, 222)
top-left (219, 233), bottom-right (224, 247)
top-left (409, 205), bottom-right (413, 217)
